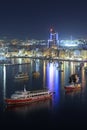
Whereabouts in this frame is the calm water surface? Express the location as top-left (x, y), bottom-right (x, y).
top-left (0, 59), bottom-right (87, 129)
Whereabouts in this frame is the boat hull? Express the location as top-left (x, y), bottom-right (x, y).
top-left (64, 84), bottom-right (81, 91)
top-left (5, 94), bottom-right (52, 105)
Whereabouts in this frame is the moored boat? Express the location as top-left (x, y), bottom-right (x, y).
top-left (5, 88), bottom-right (53, 105)
top-left (32, 71), bottom-right (40, 78)
top-left (14, 72), bottom-right (29, 80)
top-left (64, 83), bottom-right (81, 91)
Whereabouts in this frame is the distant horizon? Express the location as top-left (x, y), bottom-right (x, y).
top-left (0, 32), bottom-right (87, 40)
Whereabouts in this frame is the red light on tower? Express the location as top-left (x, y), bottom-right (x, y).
top-left (50, 28), bottom-right (53, 32)
top-left (50, 28), bottom-right (55, 33)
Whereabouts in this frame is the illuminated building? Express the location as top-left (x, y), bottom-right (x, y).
top-left (48, 28), bottom-right (59, 48)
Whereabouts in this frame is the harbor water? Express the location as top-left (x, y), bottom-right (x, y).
top-left (0, 58), bottom-right (87, 129)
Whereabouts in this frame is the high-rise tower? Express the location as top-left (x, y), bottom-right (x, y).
top-left (48, 28), bottom-right (59, 48)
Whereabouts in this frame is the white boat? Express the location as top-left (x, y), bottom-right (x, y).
top-left (5, 88), bottom-right (54, 105)
top-left (14, 72), bottom-right (29, 80)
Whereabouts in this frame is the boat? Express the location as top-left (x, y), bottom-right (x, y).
top-left (5, 88), bottom-right (53, 105)
top-left (32, 71), bottom-right (40, 78)
top-left (14, 72), bottom-right (29, 80)
top-left (64, 83), bottom-right (81, 91)
top-left (65, 73), bottom-right (81, 91)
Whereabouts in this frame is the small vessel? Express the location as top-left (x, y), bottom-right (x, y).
top-left (64, 83), bottom-right (81, 91)
top-left (65, 73), bottom-right (81, 91)
top-left (32, 71), bottom-right (40, 78)
top-left (14, 72), bottom-right (29, 80)
top-left (5, 88), bottom-right (53, 105)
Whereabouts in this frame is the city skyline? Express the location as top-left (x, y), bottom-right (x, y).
top-left (0, 0), bottom-right (87, 39)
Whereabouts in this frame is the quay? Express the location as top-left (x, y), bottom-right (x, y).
top-left (7, 56), bottom-right (87, 62)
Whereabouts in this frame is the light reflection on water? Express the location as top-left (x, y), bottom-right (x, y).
top-left (4, 99), bottom-right (53, 115)
top-left (47, 62), bottom-right (60, 106)
top-left (0, 59), bottom-right (87, 114)
top-left (3, 65), bottom-right (6, 100)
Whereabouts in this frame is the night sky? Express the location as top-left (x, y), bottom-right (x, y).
top-left (0, 0), bottom-right (87, 39)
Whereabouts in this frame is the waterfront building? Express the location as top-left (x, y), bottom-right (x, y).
top-left (81, 50), bottom-right (87, 59)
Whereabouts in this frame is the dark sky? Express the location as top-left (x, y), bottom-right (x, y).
top-left (0, 0), bottom-right (87, 39)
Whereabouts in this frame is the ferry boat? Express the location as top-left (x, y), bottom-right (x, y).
top-left (14, 72), bottom-right (29, 80)
top-left (5, 88), bottom-right (53, 105)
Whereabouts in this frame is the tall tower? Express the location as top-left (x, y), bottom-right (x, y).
top-left (48, 28), bottom-right (59, 48)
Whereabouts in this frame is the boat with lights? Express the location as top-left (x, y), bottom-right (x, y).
top-left (5, 88), bottom-right (53, 105)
